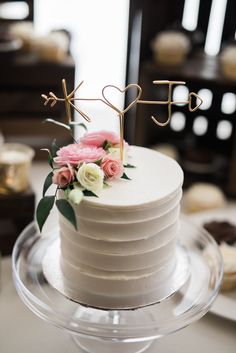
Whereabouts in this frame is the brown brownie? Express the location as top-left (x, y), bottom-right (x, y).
top-left (203, 220), bottom-right (236, 245)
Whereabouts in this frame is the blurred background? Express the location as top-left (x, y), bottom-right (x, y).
top-left (125, 0), bottom-right (236, 199)
top-left (1, 3), bottom-right (236, 353)
top-left (0, 0), bottom-right (129, 154)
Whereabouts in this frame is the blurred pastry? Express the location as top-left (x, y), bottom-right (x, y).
top-left (151, 143), bottom-right (179, 161)
top-left (183, 182), bottom-right (225, 213)
top-left (203, 220), bottom-right (236, 291)
top-left (219, 243), bottom-right (236, 291)
top-left (203, 220), bottom-right (236, 245)
top-left (8, 21), bottom-right (34, 50)
top-left (30, 32), bottom-right (69, 62)
top-left (151, 30), bottom-right (191, 66)
top-left (220, 44), bottom-right (236, 80)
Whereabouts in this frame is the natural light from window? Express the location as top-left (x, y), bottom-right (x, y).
top-left (34, 0), bottom-right (130, 134)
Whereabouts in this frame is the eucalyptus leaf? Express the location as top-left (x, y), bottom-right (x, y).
top-left (83, 190), bottom-right (99, 197)
top-left (43, 172), bottom-right (54, 197)
top-left (121, 172), bottom-right (131, 180)
top-left (56, 199), bottom-right (77, 230)
top-left (44, 118), bottom-right (71, 131)
top-left (36, 196), bottom-right (55, 232)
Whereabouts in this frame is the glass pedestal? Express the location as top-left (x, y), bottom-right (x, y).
top-left (12, 218), bottom-right (223, 353)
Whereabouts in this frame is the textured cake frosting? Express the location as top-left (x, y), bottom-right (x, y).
top-left (59, 146), bottom-right (183, 309)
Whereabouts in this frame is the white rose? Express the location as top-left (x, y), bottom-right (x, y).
top-left (77, 163), bottom-right (104, 194)
top-left (68, 187), bottom-right (84, 205)
top-left (108, 147), bottom-right (128, 165)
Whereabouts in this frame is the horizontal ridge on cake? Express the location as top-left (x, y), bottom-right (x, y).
top-left (55, 145), bottom-right (183, 309)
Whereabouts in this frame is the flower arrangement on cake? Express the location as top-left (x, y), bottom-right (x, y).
top-left (36, 128), bottom-right (132, 232)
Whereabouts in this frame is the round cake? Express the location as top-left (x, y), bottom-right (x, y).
top-left (57, 146), bottom-right (184, 309)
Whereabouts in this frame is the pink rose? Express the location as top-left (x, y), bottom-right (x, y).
top-left (52, 167), bottom-right (74, 187)
top-left (101, 156), bottom-right (124, 180)
top-left (80, 130), bottom-right (120, 147)
top-left (54, 144), bottom-right (105, 166)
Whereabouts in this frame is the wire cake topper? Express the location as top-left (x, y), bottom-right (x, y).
top-left (42, 79), bottom-right (202, 161)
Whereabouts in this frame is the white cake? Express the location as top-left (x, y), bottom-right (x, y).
top-left (57, 146), bottom-right (183, 309)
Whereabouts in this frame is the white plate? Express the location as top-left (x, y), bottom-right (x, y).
top-left (186, 203), bottom-right (236, 321)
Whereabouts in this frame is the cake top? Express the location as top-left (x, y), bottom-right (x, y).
top-left (82, 145), bottom-right (183, 208)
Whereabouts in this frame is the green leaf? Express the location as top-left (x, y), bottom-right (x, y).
top-left (36, 196), bottom-right (55, 232)
top-left (124, 164), bottom-right (136, 168)
top-left (94, 158), bottom-right (102, 166)
top-left (48, 154), bottom-right (53, 168)
top-left (56, 199), bottom-right (77, 230)
top-left (44, 118), bottom-right (71, 131)
top-left (83, 190), bottom-right (99, 197)
top-left (102, 140), bottom-right (112, 150)
top-left (43, 172), bottom-right (54, 197)
top-left (121, 172), bottom-right (131, 180)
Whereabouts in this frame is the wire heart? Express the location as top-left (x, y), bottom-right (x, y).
top-left (188, 92), bottom-right (203, 112)
top-left (102, 84), bottom-right (142, 115)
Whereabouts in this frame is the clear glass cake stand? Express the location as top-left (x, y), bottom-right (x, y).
top-left (12, 217), bottom-right (223, 353)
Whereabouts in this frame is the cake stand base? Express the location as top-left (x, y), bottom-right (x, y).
top-left (12, 217), bottom-right (223, 353)
top-left (72, 335), bottom-right (153, 353)
top-left (70, 306), bottom-right (156, 353)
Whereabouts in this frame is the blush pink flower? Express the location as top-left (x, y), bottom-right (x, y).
top-left (101, 156), bottom-right (124, 180)
top-left (80, 130), bottom-right (120, 148)
top-left (54, 144), bottom-right (105, 166)
top-left (52, 166), bottom-right (74, 187)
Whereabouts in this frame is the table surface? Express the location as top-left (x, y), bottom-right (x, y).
top-left (0, 162), bottom-right (236, 353)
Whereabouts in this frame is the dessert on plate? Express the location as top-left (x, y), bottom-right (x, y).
top-left (204, 220), bottom-right (236, 291)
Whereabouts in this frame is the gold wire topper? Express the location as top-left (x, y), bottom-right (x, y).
top-left (42, 79), bottom-right (92, 123)
top-left (101, 84), bottom-right (142, 160)
top-left (42, 80), bottom-right (142, 161)
top-left (41, 79), bottom-right (202, 161)
top-left (137, 80), bottom-right (203, 126)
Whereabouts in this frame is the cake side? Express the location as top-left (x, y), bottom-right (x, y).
top-left (58, 146), bottom-right (183, 309)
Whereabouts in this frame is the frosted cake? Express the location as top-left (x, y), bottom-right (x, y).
top-left (53, 145), bottom-right (183, 309)
top-left (38, 78), bottom-right (203, 310)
